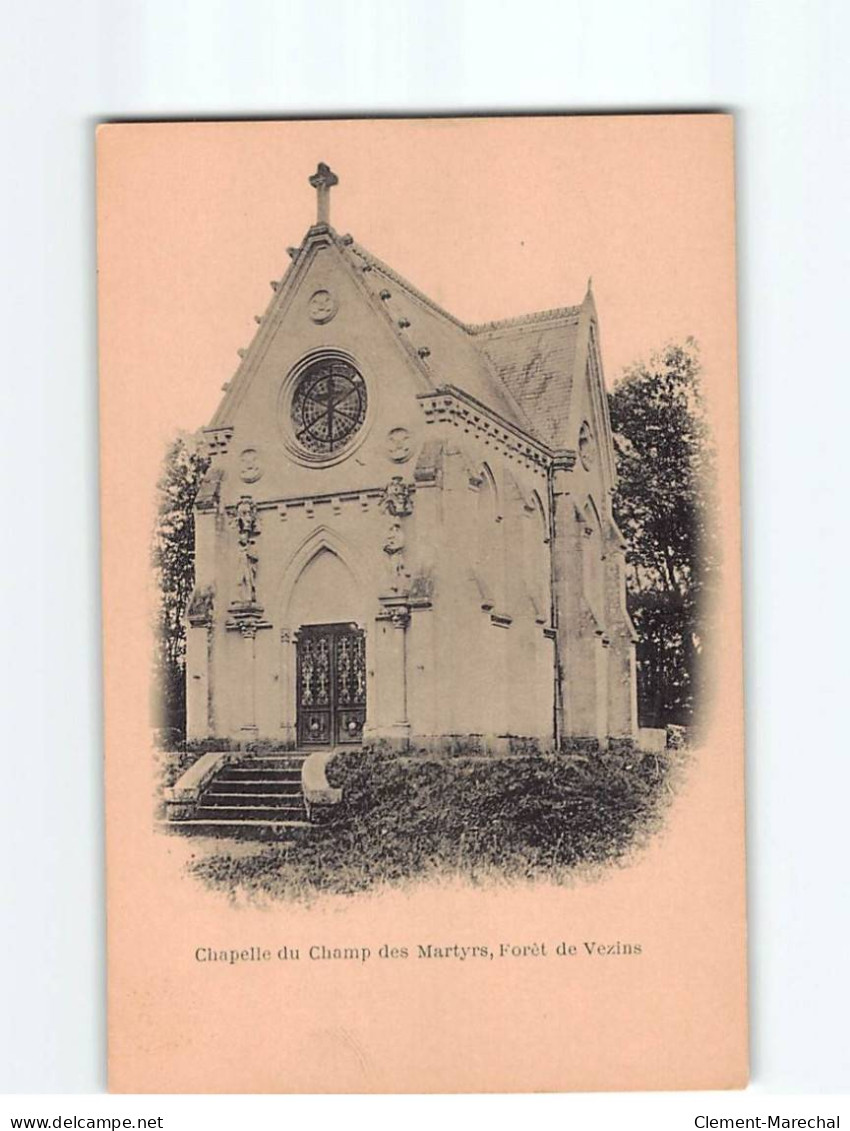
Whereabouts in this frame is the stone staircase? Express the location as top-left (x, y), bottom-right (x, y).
top-left (182, 753), bottom-right (310, 831)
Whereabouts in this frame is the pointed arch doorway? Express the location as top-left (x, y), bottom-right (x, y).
top-left (283, 538), bottom-right (368, 748)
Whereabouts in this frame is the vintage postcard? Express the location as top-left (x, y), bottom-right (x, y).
top-left (98, 115), bottom-right (746, 1092)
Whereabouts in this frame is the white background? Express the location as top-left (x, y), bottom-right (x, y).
top-left (1, 0), bottom-right (848, 1115)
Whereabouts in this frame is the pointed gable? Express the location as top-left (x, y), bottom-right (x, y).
top-left (207, 223), bottom-right (434, 435)
top-left (205, 163), bottom-right (594, 459)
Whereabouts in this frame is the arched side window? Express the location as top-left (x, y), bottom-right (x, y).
top-left (529, 490), bottom-right (550, 624)
top-left (474, 463), bottom-right (503, 611)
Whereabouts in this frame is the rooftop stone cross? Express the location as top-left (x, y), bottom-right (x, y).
top-left (309, 162), bottom-right (339, 226)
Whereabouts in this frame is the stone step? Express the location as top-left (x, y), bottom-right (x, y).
top-left (218, 766), bottom-right (302, 780)
top-left (202, 791), bottom-right (303, 804)
top-left (163, 818), bottom-right (311, 833)
top-left (248, 752), bottom-right (306, 758)
top-left (242, 756), bottom-right (306, 770)
top-left (194, 805), bottom-right (307, 822)
top-left (205, 781), bottom-right (303, 796)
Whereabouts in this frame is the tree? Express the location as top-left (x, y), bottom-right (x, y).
top-left (608, 339), bottom-right (718, 729)
top-left (152, 432), bottom-right (210, 742)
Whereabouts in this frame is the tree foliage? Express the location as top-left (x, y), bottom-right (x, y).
top-left (608, 339), bottom-right (718, 728)
top-left (152, 433), bottom-right (210, 740)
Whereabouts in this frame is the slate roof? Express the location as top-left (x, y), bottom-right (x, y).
top-left (470, 308), bottom-right (583, 450)
top-left (340, 236), bottom-right (587, 449)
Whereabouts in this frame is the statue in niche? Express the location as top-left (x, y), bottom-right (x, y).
top-left (238, 542), bottom-right (259, 605)
top-left (379, 477), bottom-right (413, 594)
top-left (234, 496), bottom-right (260, 605)
top-left (383, 520), bottom-right (409, 593)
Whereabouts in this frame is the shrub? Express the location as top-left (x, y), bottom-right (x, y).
top-left (189, 746), bottom-right (680, 902)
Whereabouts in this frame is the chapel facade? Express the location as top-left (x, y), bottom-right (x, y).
top-left (185, 165), bottom-right (637, 752)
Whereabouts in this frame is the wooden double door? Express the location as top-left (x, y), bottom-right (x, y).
top-left (296, 623), bottom-right (366, 747)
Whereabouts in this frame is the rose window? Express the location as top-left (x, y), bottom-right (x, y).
top-left (290, 356), bottom-right (367, 458)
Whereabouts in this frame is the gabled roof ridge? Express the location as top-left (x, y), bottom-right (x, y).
top-left (341, 235), bottom-right (542, 440)
top-left (342, 237), bottom-right (472, 331)
top-left (342, 235), bottom-right (586, 341)
top-left (468, 305), bottom-right (583, 335)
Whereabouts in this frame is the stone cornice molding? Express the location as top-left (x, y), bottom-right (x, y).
top-left (225, 602), bottom-right (272, 637)
top-left (221, 486), bottom-right (398, 515)
top-left (418, 386), bottom-right (553, 473)
top-left (203, 427), bottom-right (233, 458)
top-left (550, 449), bottom-right (578, 473)
top-left (376, 596), bottom-right (411, 628)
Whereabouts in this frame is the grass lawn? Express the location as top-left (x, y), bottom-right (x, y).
top-left (187, 745), bottom-right (685, 902)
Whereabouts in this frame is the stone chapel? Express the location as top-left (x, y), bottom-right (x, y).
top-left (185, 164), bottom-right (638, 753)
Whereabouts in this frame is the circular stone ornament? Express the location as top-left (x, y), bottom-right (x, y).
top-left (385, 426), bottom-right (413, 463)
top-left (238, 448), bottom-right (262, 483)
top-left (307, 288), bottom-right (338, 324)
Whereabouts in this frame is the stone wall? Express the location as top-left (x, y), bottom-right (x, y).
top-left (185, 222), bottom-right (636, 751)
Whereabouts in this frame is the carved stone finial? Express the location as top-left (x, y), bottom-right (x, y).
top-left (309, 162), bottom-right (339, 225)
